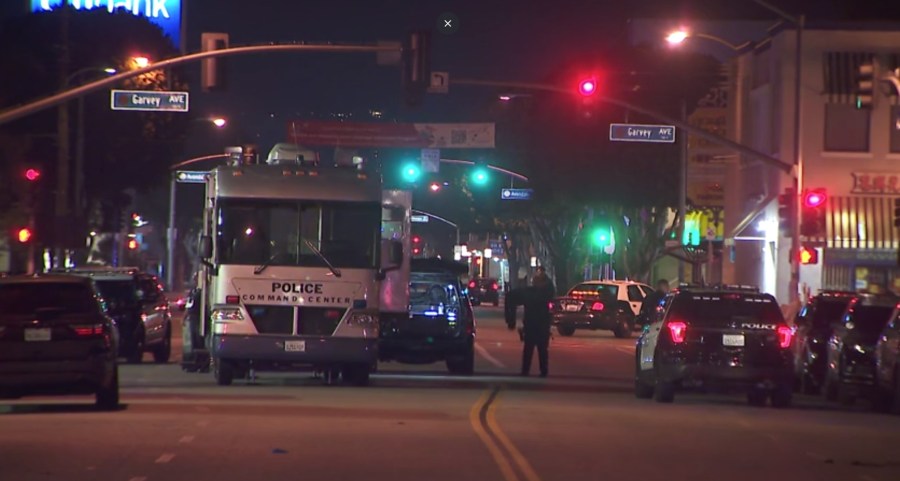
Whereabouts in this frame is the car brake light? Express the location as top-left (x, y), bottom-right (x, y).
top-left (469, 281), bottom-right (476, 289)
top-left (492, 282), bottom-right (498, 290)
top-left (225, 295), bottom-right (240, 304)
top-left (777, 325), bottom-right (793, 349)
top-left (591, 301), bottom-right (605, 312)
top-left (667, 321), bottom-right (687, 344)
top-left (548, 302), bottom-right (554, 310)
top-left (72, 324), bottom-right (105, 336)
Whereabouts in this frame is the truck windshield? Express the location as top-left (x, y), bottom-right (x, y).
top-left (216, 199), bottom-right (380, 269)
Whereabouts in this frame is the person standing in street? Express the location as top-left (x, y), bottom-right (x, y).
top-left (505, 270), bottom-right (556, 377)
top-left (638, 279), bottom-right (670, 326)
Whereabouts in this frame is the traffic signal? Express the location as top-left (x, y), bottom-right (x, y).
top-left (401, 161), bottom-right (422, 183)
top-left (24, 167), bottom-right (41, 182)
top-left (470, 166), bottom-right (490, 186)
top-left (578, 78), bottom-right (597, 96)
top-left (412, 235), bottom-right (422, 256)
top-left (856, 59), bottom-right (874, 109)
top-left (428, 181), bottom-right (441, 192)
top-left (778, 188), bottom-right (795, 237)
top-left (403, 30), bottom-right (432, 106)
top-left (894, 198), bottom-right (900, 228)
top-left (16, 227), bottom-right (32, 243)
top-left (127, 239), bottom-right (139, 250)
top-left (592, 225), bottom-right (612, 248)
top-left (798, 246), bottom-right (819, 265)
top-left (800, 188), bottom-right (827, 237)
top-left (201, 32), bottom-right (229, 92)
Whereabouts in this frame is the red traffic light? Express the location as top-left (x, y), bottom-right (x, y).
top-left (578, 78), bottom-right (597, 96)
top-left (798, 246), bottom-right (818, 265)
top-left (24, 168), bottom-right (41, 181)
top-left (412, 236), bottom-right (421, 244)
top-left (127, 239), bottom-right (139, 250)
top-left (17, 228), bottom-right (32, 243)
top-left (803, 190), bottom-right (826, 208)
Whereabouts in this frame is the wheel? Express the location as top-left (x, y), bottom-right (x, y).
top-left (653, 381), bottom-right (675, 403)
top-left (613, 319), bottom-right (633, 339)
top-left (557, 324), bottom-right (576, 337)
top-left (634, 354), bottom-right (654, 399)
top-left (747, 387), bottom-right (767, 407)
top-left (447, 348), bottom-right (475, 375)
top-left (95, 366), bottom-right (119, 410)
top-left (771, 383), bottom-right (793, 408)
top-left (214, 358), bottom-right (234, 386)
top-left (126, 329), bottom-right (145, 364)
top-left (891, 369), bottom-right (900, 415)
top-left (152, 326), bottom-right (172, 364)
top-left (341, 363), bottom-right (370, 386)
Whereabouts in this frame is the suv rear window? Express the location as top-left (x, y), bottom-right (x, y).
top-left (807, 298), bottom-right (851, 328)
top-left (668, 293), bottom-right (784, 325)
top-left (410, 273), bottom-right (462, 316)
top-left (847, 305), bottom-right (894, 335)
top-left (0, 283), bottom-right (97, 317)
top-left (568, 284), bottom-right (618, 299)
top-left (94, 279), bottom-right (140, 308)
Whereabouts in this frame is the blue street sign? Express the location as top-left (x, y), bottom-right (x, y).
top-left (175, 171), bottom-right (207, 183)
top-left (111, 89), bottom-right (190, 112)
top-left (609, 123), bottom-right (676, 143)
top-left (501, 188), bottom-right (533, 200)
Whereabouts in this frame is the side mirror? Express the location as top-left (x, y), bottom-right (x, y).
top-left (380, 239), bottom-right (403, 271)
top-left (199, 235), bottom-right (213, 260)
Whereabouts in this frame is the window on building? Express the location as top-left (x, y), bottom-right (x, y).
top-left (890, 106), bottom-right (900, 153)
top-left (824, 103), bottom-right (870, 152)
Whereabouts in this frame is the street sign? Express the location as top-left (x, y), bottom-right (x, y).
top-left (111, 89), bottom-right (190, 112)
top-left (175, 171), bottom-right (207, 183)
top-left (501, 188), bottom-right (533, 200)
top-left (421, 148), bottom-right (440, 173)
top-left (411, 214), bottom-right (429, 223)
top-left (609, 123), bottom-right (676, 143)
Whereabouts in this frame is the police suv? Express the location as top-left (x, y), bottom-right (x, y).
top-left (635, 285), bottom-right (795, 407)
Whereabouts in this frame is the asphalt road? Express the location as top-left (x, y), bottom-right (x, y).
top-left (2, 306), bottom-right (900, 481)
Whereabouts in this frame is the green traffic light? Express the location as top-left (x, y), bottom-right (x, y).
top-left (471, 167), bottom-right (489, 186)
top-left (401, 162), bottom-right (421, 183)
top-left (592, 226), bottom-right (611, 247)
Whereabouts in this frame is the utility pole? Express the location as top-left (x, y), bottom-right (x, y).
top-left (678, 98), bottom-right (688, 283)
top-left (55, 6), bottom-right (71, 269)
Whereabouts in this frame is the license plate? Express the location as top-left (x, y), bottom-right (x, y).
top-left (722, 334), bottom-right (745, 347)
top-left (24, 328), bottom-right (52, 342)
top-left (284, 340), bottom-right (306, 352)
top-left (565, 304), bottom-right (580, 312)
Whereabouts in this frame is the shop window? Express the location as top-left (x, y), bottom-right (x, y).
top-left (824, 103), bottom-right (869, 152)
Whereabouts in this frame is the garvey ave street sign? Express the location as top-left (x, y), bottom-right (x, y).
top-left (609, 123), bottom-right (676, 143)
top-left (111, 89), bottom-right (190, 112)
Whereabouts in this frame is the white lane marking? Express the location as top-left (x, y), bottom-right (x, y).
top-left (196, 420), bottom-right (210, 427)
top-left (155, 454), bottom-right (176, 464)
top-left (129, 477), bottom-right (147, 481)
top-left (475, 342), bottom-right (506, 369)
top-left (178, 435), bottom-right (195, 444)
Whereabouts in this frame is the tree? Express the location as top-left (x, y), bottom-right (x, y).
top-left (481, 45), bottom-right (721, 290)
top-left (0, 7), bottom-right (188, 258)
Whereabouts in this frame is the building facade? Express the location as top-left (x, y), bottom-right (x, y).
top-left (724, 23), bottom-right (900, 302)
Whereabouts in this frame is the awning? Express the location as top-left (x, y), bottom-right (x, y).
top-left (806, 196), bottom-right (899, 249)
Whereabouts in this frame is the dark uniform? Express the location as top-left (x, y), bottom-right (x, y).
top-left (505, 276), bottom-right (556, 377)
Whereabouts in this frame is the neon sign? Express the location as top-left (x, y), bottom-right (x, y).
top-left (31, 0), bottom-right (182, 48)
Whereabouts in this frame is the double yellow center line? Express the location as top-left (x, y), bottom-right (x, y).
top-left (469, 386), bottom-right (542, 481)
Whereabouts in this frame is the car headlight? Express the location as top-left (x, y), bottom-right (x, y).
top-left (211, 307), bottom-right (244, 323)
top-left (348, 311), bottom-right (379, 327)
top-left (852, 344), bottom-right (870, 355)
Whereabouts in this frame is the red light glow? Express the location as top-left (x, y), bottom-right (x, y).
top-left (591, 301), bottom-right (605, 312)
top-left (803, 191), bottom-right (826, 207)
top-left (17, 228), bottom-right (32, 243)
top-left (667, 321), bottom-right (687, 344)
top-left (777, 325), bottom-right (794, 349)
top-left (24, 168), bottom-right (41, 181)
top-left (579, 79), bottom-right (597, 96)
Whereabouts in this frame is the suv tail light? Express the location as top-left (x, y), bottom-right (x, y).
top-left (591, 301), bottom-right (605, 312)
top-left (667, 321), bottom-right (687, 344)
top-left (492, 282), bottom-right (499, 290)
top-left (469, 281), bottom-right (476, 289)
top-left (72, 324), bottom-right (106, 336)
top-left (777, 325), bottom-right (793, 349)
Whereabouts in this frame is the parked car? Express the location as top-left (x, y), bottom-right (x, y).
top-left (823, 293), bottom-right (897, 406)
top-left (57, 267), bottom-right (172, 364)
top-left (793, 291), bottom-right (855, 394)
top-left (552, 280), bottom-right (652, 338)
top-left (875, 307), bottom-right (900, 413)
top-left (0, 274), bottom-right (119, 409)
top-left (635, 285), bottom-right (795, 407)
top-left (380, 258), bottom-right (476, 374)
top-left (468, 277), bottom-right (500, 306)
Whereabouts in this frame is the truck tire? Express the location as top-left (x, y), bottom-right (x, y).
top-left (214, 358), bottom-right (234, 386)
top-left (152, 325), bottom-right (171, 364)
top-left (342, 363), bottom-right (371, 386)
top-left (447, 347), bottom-right (475, 375)
top-left (95, 367), bottom-right (120, 411)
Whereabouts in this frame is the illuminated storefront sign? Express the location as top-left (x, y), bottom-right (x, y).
top-left (31, 0), bottom-right (182, 48)
top-left (850, 172), bottom-right (900, 195)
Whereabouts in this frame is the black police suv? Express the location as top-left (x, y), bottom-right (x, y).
top-left (635, 286), bottom-right (795, 407)
top-left (793, 291), bottom-right (855, 394)
top-left (823, 294), bottom-right (896, 406)
top-left (875, 307), bottom-right (900, 413)
top-left (379, 258), bottom-right (476, 374)
top-left (468, 277), bottom-right (500, 306)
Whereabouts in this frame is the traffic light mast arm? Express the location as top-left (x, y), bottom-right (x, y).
top-left (452, 78), bottom-right (793, 173)
top-left (439, 158), bottom-right (529, 182)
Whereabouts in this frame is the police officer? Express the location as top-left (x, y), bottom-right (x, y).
top-left (505, 270), bottom-right (556, 377)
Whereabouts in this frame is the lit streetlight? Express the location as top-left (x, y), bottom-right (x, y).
top-left (211, 117), bottom-right (227, 128)
top-left (132, 56), bottom-right (151, 69)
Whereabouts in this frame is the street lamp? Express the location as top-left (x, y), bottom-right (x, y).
top-left (211, 117), bottom-right (227, 128)
top-left (665, 29), bottom-right (750, 51)
top-left (132, 56), bottom-right (151, 69)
